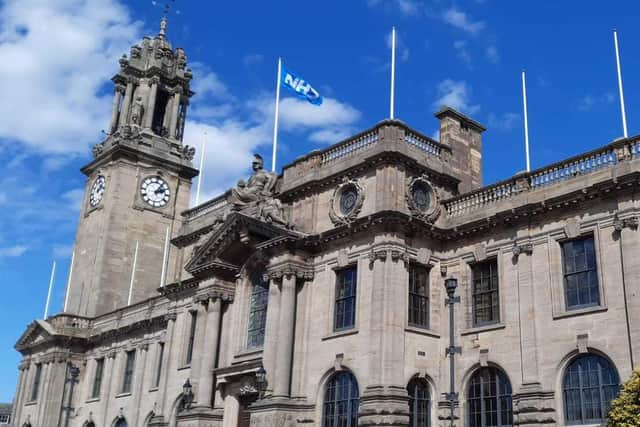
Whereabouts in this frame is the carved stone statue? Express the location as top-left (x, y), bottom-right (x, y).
top-left (130, 95), bottom-right (144, 126)
top-left (229, 154), bottom-right (276, 209)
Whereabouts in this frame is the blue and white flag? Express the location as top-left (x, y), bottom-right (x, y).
top-left (280, 65), bottom-right (323, 106)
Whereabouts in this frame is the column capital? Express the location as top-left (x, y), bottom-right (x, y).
top-left (264, 263), bottom-right (314, 282)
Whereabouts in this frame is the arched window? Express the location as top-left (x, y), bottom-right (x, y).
top-left (323, 371), bottom-right (359, 427)
top-left (408, 378), bottom-right (430, 427)
top-left (468, 367), bottom-right (513, 427)
top-left (246, 272), bottom-right (269, 348)
top-left (563, 354), bottom-right (620, 424)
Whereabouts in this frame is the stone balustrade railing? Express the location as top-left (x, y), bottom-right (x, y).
top-left (48, 313), bottom-right (92, 330)
top-left (321, 129), bottom-right (380, 165)
top-left (404, 130), bottom-right (442, 157)
top-left (183, 191), bottom-right (230, 220)
top-left (444, 136), bottom-right (640, 217)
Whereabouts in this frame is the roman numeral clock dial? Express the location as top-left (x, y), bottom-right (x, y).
top-left (141, 176), bottom-right (171, 208)
top-left (89, 175), bottom-right (106, 207)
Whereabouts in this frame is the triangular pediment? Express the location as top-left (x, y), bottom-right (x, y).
top-left (185, 213), bottom-right (296, 279)
top-left (15, 319), bottom-right (56, 352)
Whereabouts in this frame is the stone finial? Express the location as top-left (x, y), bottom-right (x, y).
top-left (159, 15), bottom-right (167, 37)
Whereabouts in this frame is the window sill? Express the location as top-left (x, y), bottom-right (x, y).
top-left (85, 397), bottom-right (100, 403)
top-left (115, 392), bottom-right (132, 399)
top-left (461, 322), bottom-right (506, 336)
top-left (322, 328), bottom-right (359, 341)
top-left (553, 305), bottom-right (607, 320)
top-left (405, 325), bottom-right (440, 338)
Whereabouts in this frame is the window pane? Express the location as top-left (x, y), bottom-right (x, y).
top-left (335, 267), bottom-right (357, 331)
top-left (562, 354), bottom-right (620, 424)
top-left (472, 260), bottom-right (499, 326)
top-left (562, 237), bottom-right (599, 310)
top-left (323, 372), bottom-right (359, 427)
top-left (467, 368), bottom-right (512, 427)
top-left (247, 274), bottom-right (269, 348)
top-left (409, 265), bottom-right (430, 329)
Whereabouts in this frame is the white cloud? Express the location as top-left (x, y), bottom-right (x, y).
top-left (53, 244), bottom-right (73, 259)
top-left (433, 79), bottom-right (480, 115)
top-left (578, 92), bottom-right (615, 112)
top-left (0, 245), bottom-right (28, 258)
top-left (442, 8), bottom-right (485, 35)
top-left (0, 0), bottom-right (142, 155)
top-left (190, 63), bottom-right (233, 101)
top-left (486, 45), bottom-right (499, 63)
top-left (453, 40), bottom-right (472, 67)
top-left (367, 0), bottom-right (423, 16)
top-left (386, 31), bottom-right (410, 62)
top-left (488, 112), bottom-right (520, 132)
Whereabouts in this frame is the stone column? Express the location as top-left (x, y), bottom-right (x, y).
top-left (221, 394), bottom-right (240, 427)
top-left (119, 81), bottom-right (134, 127)
top-left (190, 303), bottom-right (208, 397)
top-left (274, 274), bottom-right (297, 397)
top-left (12, 362), bottom-right (29, 425)
top-left (110, 85), bottom-right (124, 132)
top-left (169, 92), bottom-right (182, 139)
top-left (144, 78), bottom-right (159, 129)
top-left (619, 222), bottom-right (640, 369)
top-left (262, 278), bottom-right (281, 395)
top-left (101, 352), bottom-right (118, 427)
top-left (133, 344), bottom-right (150, 426)
top-left (197, 297), bottom-right (223, 407)
top-left (153, 312), bottom-right (178, 426)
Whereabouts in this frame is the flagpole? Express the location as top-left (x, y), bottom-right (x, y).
top-left (195, 132), bottom-right (206, 206)
top-left (160, 227), bottom-right (170, 287)
top-left (613, 29), bottom-right (628, 138)
top-left (44, 261), bottom-right (56, 319)
top-left (63, 250), bottom-right (74, 312)
top-left (271, 57), bottom-right (282, 172)
top-left (390, 26), bottom-right (396, 120)
top-left (521, 70), bottom-right (531, 172)
top-left (127, 240), bottom-right (139, 306)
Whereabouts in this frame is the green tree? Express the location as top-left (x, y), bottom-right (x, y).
top-left (607, 368), bottom-right (640, 426)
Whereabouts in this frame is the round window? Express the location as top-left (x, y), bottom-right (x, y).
top-left (411, 182), bottom-right (431, 212)
top-left (339, 186), bottom-right (359, 215)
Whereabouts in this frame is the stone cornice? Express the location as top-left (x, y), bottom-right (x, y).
top-left (264, 258), bottom-right (314, 281)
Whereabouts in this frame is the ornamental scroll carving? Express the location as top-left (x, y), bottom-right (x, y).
top-left (406, 175), bottom-right (441, 223)
top-left (329, 177), bottom-right (365, 226)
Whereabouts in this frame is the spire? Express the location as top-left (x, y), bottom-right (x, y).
top-left (159, 14), bottom-right (167, 38)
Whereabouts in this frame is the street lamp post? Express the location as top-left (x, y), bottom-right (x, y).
top-left (63, 364), bottom-right (80, 427)
top-left (445, 278), bottom-right (461, 427)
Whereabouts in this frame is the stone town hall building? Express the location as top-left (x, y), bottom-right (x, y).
top-left (10, 19), bottom-right (640, 427)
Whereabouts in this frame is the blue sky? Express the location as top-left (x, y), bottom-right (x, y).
top-left (1, 0), bottom-right (639, 401)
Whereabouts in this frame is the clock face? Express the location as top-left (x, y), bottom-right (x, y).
top-left (140, 176), bottom-right (170, 208)
top-left (89, 175), bottom-right (106, 207)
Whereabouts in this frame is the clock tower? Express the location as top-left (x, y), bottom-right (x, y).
top-left (65, 17), bottom-right (198, 317)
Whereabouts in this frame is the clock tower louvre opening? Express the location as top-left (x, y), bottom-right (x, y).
top-left (64, 16), bottom-right (199, 317)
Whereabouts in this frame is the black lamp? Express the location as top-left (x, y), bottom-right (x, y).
top-left (255, 366), bottom-right (267, 399)
top-left (181, 379), bottom-right (194, 410)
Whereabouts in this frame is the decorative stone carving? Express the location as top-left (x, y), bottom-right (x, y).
top-left (417, 248), bottom-right (432, 265)
top-left (336, 249), bottom-right (349, 267)
top-left (390, 249), bottom-right (411, 266)
top-left (92, 142), bottom-right (105, 158)
top-left (227, 154), bottom-right (290, 228)
top-left (367, 249), bottom-right (387, 264)
top-left (577, 333), bottom-right (588, 353)
top-left (512, 242), bottom-right (533, 258)
top-left (479, 348), bottom-right (489, 367)
top-left (473, 244), bottom-right (487, 262)
top-left (130, 95), bottom-right (144, 126)
top-left (182, 145), bottom-right (196, 161)
top-left (329, 177), bottom-right (365, 226)
top-left (406, 175), bottom-right (441, 223)
top-left (613, 214), bottom-right (639, 232)
top-left (564, 218), bottom-right (580, 238)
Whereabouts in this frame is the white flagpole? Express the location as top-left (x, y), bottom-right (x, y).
top-left (271, 57), bottom-right (282, 172)
top-left (63, 250), bottom-right (75, 312)
top-left (390, 26), bottom-right (396, 120)
top-left (522, 70), bottom-right (531, 172)
top-left (127, 240), bottom-right (139, 306)
top-left (195, 132), bottom-right (206, 206)
top-left (613, 29), bottom-right (628, 138)
top-left (44, 261), bottom-right (56, 319)
top-left (160, 227), bottom-right (170, 287)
